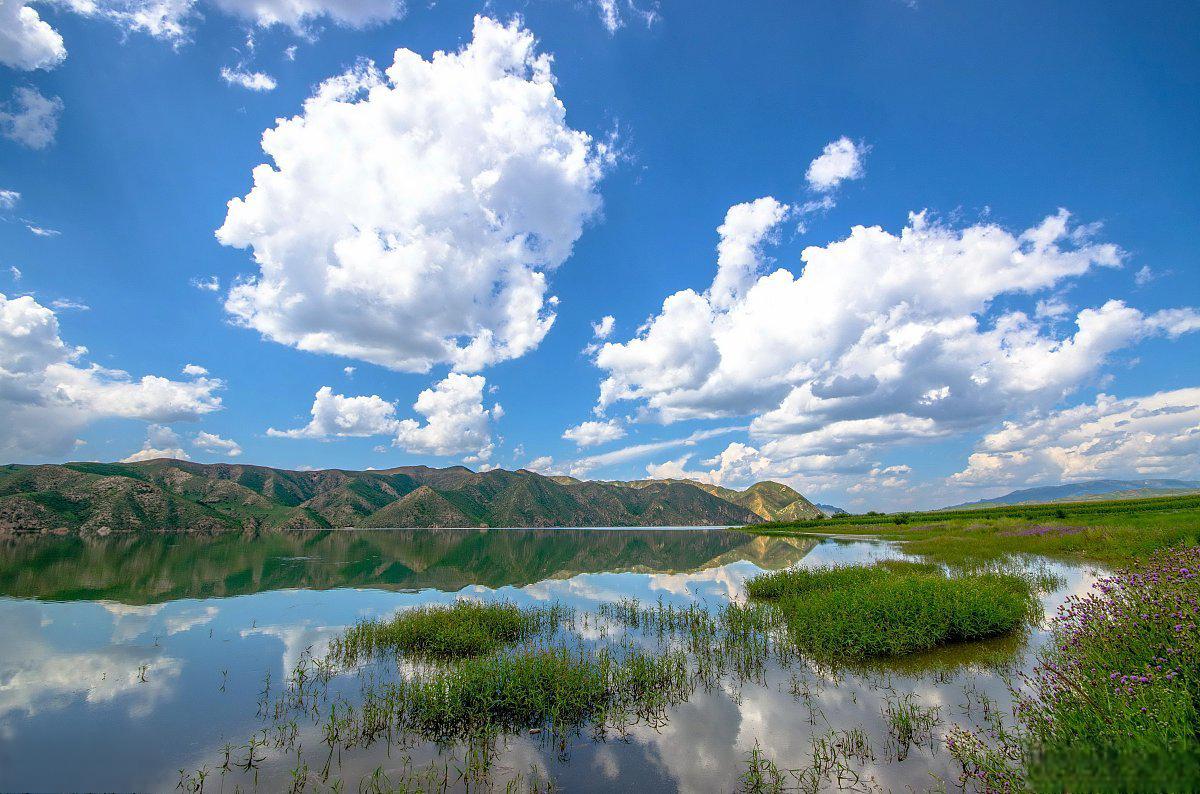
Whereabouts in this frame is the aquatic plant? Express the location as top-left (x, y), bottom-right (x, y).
top-left (746, 563), bottom-right (1037, 658)
top-left (329, 600), bottom-right (571, 663)
top-left (387, 641), bottom-right (687, 742)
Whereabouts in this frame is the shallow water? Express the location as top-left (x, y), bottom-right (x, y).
top-left (0, 528), bottom-right (1099, 792)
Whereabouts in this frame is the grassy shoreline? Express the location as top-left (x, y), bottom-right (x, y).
top-left (742, 493), bottom-right (1200, 565)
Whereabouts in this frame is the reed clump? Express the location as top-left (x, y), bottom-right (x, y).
top-left (329, 600), bottom-right (569, 663)
top-left (746, 562), bottom-right (1036, 658)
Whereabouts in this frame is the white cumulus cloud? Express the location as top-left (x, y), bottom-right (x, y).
top-left (805, 137), bottom-right (868, 192)
top-left (56, 0), bottom-right (402, 42)
top-left (951, 388), bottom-right (1200, 486)
top-left (217, 16), bottom-right (607, 373)
top-left (591, 315), bottom-right (615, 340)
top-left (591, 201), bottom-right (1199, 484)
top-left (269, 373), bottom-right (498, 460)
top-left (267, 385), bottom-right (399, 439)
top-left (121, 424), bottom-right (190, 462)
top-left (0, 292), bottom-right (224, 459)
top-left (0, 0), bottom-right (66, 70)
top-left (393, 373), bottom-right (497, 459)
top-left (192, 430), bottom-right (242, 457)
top-left (562, 418), bottom-right (626, 448)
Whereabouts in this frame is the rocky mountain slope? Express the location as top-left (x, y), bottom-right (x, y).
top-left (0, 460), bottom-right (820, 533)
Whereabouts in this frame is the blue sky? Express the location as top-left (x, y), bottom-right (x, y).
top-left (1, 0), bottom-right (1198, 509)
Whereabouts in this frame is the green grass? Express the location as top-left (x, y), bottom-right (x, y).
top-left (1019, 546), bottom-right (1200, 791)
top-left (947, 545), bottom-right (1200, 792)
top-left (329, 600), bottom-right (568, 662)
top-left (375, 643), bottom-right (690, 742)
top-left (747, 494), bottom-right (1200, 565)
top-left (746, 562), bottom-right (1036, 658)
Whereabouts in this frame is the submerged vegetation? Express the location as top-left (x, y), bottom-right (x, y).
top-left (745, 561), bottom-right (1038, 658)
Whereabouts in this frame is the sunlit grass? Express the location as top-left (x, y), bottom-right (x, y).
top-left (746, 563), bottom-right (1037, 658)
top-left (329, 600), bottom-right (569, 663)
top-left (747, 495), bottom-right (1200, 566)
top-left (1018, 545), bottom-right (1200, 791)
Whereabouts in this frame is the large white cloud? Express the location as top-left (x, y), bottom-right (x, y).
top-left (393, 373), bottom-right (496, 459)
top-left (0, 293), bottom-right (223, 459)
top-left (217, 16), bottom-right (607, 373)
top-left (269, 373), bottom-right (498, 461)
top-left (0, 86), bottom-right (62, 149)
top-left (951, 388), bottom-right (1200, 486)
top-left (594, 202), bottom-right (1199, 485)
top-left (0, 0), bottom-right (66, 70)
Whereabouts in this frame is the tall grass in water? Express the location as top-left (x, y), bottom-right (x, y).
top-left (746, 562), bottom-right (1036, 658)
top-left (329, 600), bottom-right (570, 663)
top-left (1014, 545), bottom-right (1200, 791)
top-left (379, 642), bottom-right (691, 742)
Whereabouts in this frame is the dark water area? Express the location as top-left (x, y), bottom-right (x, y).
top-left (0, 528), bottom-right (1098, 792)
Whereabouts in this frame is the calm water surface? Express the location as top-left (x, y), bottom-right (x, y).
top-left (0, 528), bottom-right (1099, 792)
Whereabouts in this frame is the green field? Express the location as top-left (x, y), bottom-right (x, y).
top-left (747, 493), bottom-right (1200, 565)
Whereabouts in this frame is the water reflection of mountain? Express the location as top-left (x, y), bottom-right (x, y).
top-left (0, 529), bottom-right (816, 604)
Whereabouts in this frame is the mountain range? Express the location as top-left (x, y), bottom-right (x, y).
top-left (0, 528), bottom-right (817, 603)
top-left (0, 459), bottom-right (823, 534)
top-left (948, 479), bottom-right (1200, 509)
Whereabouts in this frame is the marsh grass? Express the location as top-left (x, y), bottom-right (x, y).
top-left (368, 642), bottom-right (691, 743)
top-left (329, 600), bottom-right (570, 663)
top-left (746, 563), bottom-right (1037, 658)
top-left (881, 691), bottom-right (941, 760)
top-left (211, 565), bottom-right (1045, 791)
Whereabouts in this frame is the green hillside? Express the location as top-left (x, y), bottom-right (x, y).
top-left (0, 460), bottom-right (812, 533)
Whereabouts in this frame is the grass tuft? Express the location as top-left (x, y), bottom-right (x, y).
top-left (746, 563), bottom-right (1036, 658)
top-left (330, 600), bottom-right (568, 663)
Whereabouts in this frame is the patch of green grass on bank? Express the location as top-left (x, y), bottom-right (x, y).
top-left (330, 600), bottom-right (568, 663)
top-left (746, 494), bottom-right (1200, 565)
top-left (948, 545), bottom-right (1200, 792)
top-left (746, 563), bottom-right (1036, 658)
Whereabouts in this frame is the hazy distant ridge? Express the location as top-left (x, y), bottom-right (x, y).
top-left (947, 479), bottom-right (1200, 509)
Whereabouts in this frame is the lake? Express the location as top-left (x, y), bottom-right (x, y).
top-left (0, 528), bottom-right (1098, 792)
